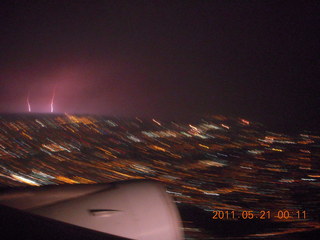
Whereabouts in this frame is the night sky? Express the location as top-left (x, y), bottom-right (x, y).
top-left (0, 0), bottom-right (319, 132)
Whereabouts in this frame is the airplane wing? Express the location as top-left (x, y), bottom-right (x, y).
top-left (0, 180), bottom-right (184, 240)
top-left (0, 204), bottom-right (130, 240)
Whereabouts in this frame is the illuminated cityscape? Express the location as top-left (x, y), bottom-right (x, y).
top-left (0, 114), bottom-right (319, 239)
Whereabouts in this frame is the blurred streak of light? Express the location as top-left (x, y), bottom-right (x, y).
top-left (221, 124), bottom-right (230, 129)
top-left (21, 131), bottom-right (33, 140)
top-left (271, 148), bottom-right (283, 152)
top-left (199, 144), bottom-right (209, 149)
top-left (10, 174), bottom-right (40, 186)
top-left (189, 124), bottom-right (198, 131)
top-left (136, 117), bottom-right (143, 123)
top-left (308, 175), bottom-right (320, 178)
top-left (56, 176), bottom-right (79, 184)
top-left (73, 176), bottom-right (96, 184)
top-left (96, 147), bottom-right (118, 158)
top-left (241, 119), bottom-right (250, 125)
top-left (151, 145), bottom-right (167, 152)
top-left (152, 119), bottom-right (162, 126)
top-left (50, 85), bottom-right (57, 113)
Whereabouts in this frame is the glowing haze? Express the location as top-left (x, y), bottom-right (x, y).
top-left (0, 59), bottom-right (149, 117)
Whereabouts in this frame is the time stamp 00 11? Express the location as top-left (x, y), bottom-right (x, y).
top-left (212, 210), bottom-right (307, 220)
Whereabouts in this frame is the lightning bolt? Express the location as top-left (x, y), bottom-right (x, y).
top-left (50, 85), bottom-right (57, 113)
top-left (27, 91), bottom-right (31, 112)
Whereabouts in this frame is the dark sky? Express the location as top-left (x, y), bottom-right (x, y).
top-left (0, 0), bottom-right (319, 132)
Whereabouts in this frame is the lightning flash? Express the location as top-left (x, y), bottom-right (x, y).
top-left (50, 86), bottom-right (57, 113)
top-left (27, 91), bottom-right (31, 112)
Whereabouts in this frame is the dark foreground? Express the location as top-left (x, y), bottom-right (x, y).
top-left (0, 204), bottom-right (319, 240)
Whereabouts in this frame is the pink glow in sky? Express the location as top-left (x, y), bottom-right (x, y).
top-left (0, 60), bottom-right (147, 117)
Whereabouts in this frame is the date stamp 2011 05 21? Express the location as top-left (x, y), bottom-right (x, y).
top-left (212, 210), bottom-right (307, 220)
